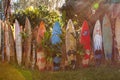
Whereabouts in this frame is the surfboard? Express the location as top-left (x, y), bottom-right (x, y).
top-left (36, 21), bottom-right (46, 71)
top-left (6, 22), bottom-right (15, 62)
top-left (4, 21), bottom-right (10, 62)
top-left (15, 19), bottom-right (22, 65)
top-left (115, 17), bottom-right (120, 61)
top-left (66, 19), bottom-right (76, 68)
top-left (102, 14), bottom-right (112, 60)
top-left (66, 19), bottom-right (76, 53)
top-left (51, 21), bottom-right (62, 70)
top-left (0, 20), bottom-right (1, 53)
top-left (24, 17), bottom-right (32, 68)
top-left (93, 20), bottom-right (102, 57)
top-left (80, 20), bottom-right (91, 67)
top-left (1, 21), bottom-right (5, 62)
top-left (93, 20), bottom-right (102, 65)
top-left (51, 21), bottom-right (62, 45)
top-left (31, 40), bottom-right (36, 69)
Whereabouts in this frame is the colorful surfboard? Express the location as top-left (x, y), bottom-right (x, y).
top-left (51, 21), bottom-right (62, 70)
top-left (66, 19), bottom-right (76, 69)
top-left (102, 14), bottom-right (112, 60)
top-left (36, 21), bottom-right (46, 71)
top-left (115, 17), bottom-right (120, 61)
top-left (66, 19), bottom-right (76, 53)
top-left (93, 20), bottom-right (102, 57)
top-left (15, 19), bottom-right (22, 65)
top-left (4, 21), bottom-right (10, 62)
top-left (51, 21), bottom-right (62, 45)
top-left (80, 20), bottom-right (91, 67)
top-left (93, 20), bottom-right (102, 65)
top-left (24, 17), bottom-right (32, 68)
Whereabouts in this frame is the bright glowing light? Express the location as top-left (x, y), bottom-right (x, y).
top-left (29, 6), bottom-right (34, 11)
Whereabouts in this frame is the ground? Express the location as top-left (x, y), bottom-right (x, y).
top-left (0, 62), bottom-right (120, 80)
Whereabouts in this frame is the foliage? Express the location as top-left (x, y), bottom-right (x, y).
top-left (10, 5), bottom-right (64, 30)
top-left (41, 31), bottom-right (63, 62)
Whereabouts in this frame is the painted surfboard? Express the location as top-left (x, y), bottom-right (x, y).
top-left (80, 20), bottom-right (91, 67)
top-left (102, 14), bottom-right (112, 60)
top-left (115, 17), bottom-right (120, 60)
top-left (66, 19), bottom-right (76, 53)
top-left (1, 21), bottom-right (5, 62)
top-left (36, 21), bottom-right (46, 71)
top-left (51, 21), bottom-right (62, 45)
top-left (66, 19), bottom-right (76, 68)
top-left (24, 17), bottom-right (32, 68)
top-left (51, 21), bottom-right (62, 70)
top-left (4, 21), bottom-right (10, 62)
top-left (15, 19), bottom-right (22, 65)
top-left (93, 20), bottom-right (102, 59)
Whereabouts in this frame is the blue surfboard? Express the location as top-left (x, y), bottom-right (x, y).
top-left (51, 22), bottom-right (62, 45)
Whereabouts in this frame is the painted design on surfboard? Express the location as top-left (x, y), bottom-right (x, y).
top-left (93, 20), bottom-right (102, 59)
top-left (51, 21), bottom-right (62, 45)
top-left (115, 17), bottom-right (120, 61)
top-left (102, 14), bottom-right (112, 60)
top-left (15, 19), bottom-right (22, 65)
top-left (80, 20), bottom-right (91, 67)
top-left (93, 20), bottom-right (102, 51)
top-left (36, 21), bottom-right (46, 71)
top-left (66, 19), bottom-right (76, 69)
top-left (66, 19), bottom-right (76, 53)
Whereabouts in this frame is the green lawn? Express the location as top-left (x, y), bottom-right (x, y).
top-left (0, 62), bottom-right (25, 80)
top-left (0, 62), bottom-right (120, 80)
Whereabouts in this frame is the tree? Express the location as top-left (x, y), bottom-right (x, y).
top-left (3, 0), bottom-right (11, 20)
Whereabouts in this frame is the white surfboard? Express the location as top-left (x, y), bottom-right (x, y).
top-left (93, 20), bottom-right (102, 51)
top-left (15, 19), bottom-right (22, 65)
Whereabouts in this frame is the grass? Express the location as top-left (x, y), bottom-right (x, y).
top-left (0, 62), bottom-right (120, 80)
top-left (31, 66), bottom-right (120, 80)
top-left (0, 62), bottom-right (25, 80)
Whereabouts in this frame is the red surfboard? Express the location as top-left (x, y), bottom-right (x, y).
top-left (80, 20), bottom-right (91, 67)
top-left (36, 21), bottom-right (46, 71)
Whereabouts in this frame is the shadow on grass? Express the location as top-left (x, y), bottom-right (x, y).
top-left (1, 62), bottom-right (120, 80)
